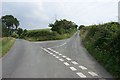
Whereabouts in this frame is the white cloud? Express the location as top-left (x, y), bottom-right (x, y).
top-left (1, 0), bottom-right (119, 29)
top-left (2, 0), bottom-right (119, 2)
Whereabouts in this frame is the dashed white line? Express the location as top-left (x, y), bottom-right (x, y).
top-left (43, 47), bottom-right (99, 78)
top-left (55, 52), bottom-right (59, 53)
top-left (43, 49), bottom-right (50, 53)
top-left (79, 66), bottom-right (87, 70)
top-left (47, 48), bottom-right (58, 53)
top-left (69, 67), bottom-right (77, 71)
top-left (52, 54), bottom-right (56, 56)
top-left (50, 53), bottom-right (53, 55)
top-left (59, 59), bottom-right (64, 61)
top-left (88, 72), bottom-right (98, 77)
top-left (71, 61), bottom-right (78, 65)
top-left (66, 57), bottom-right (71, 61)
top-left (41, 48), bottom-right (53, 54)
top-left (62, 56), bottom-right (66, 58)
top-left (58, 54), bottom-right (62, 56)
top-left (76, 72), bottom-right (87, 78)
top-left (47, 48), bottom-right (54, 51)
top-left (55, 56), bottom-right (59, 59)
top-left (64, 62), bottom-right (70, 66)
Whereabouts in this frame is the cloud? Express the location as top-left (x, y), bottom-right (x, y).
top-left (2, 0), bottom-right (119, 2)
top-left (1, 0), bottom-right (118, 29)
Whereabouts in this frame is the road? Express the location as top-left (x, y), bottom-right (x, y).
top-left (2, 31), bottom-right (113, 78)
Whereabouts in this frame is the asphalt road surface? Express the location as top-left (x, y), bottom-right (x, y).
top-left (2, 31), bottom-right (113, 78)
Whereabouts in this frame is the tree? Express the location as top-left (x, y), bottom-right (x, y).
top-left (1, 15), bottom-right (20, 36)
top-left (17, 28), bottom-right (23, 37)
top-left (78, 25), bottom-right (85, 30)
top-left (49, 19), bottom-right (77, 34)
top-left (20, 29), bottom-right (27, 38)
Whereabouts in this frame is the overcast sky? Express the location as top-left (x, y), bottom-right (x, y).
top-left (1, 0), bottom-right (119, 30)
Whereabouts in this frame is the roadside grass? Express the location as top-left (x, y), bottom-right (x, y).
top-left (0, 37), bottom-right (15, 57)
top-left (25, 28), bottom-right (76, 41)
top-left (80, 22), bottom-right (120, 78)
top-left (0, 38), bottom-right (2, 57)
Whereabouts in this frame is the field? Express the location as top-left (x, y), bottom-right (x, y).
top-left (25, 28), bottom-right (76, 41)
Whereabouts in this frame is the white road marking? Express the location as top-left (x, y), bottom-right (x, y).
top-left (42, 47), bottom-right (87, 78)
top-left (52, 54), bottom-right (56, 56)
top-left (71, 61), bottom-right (78, 65)
top-left (79, 66), bottom-right (87, 70)
top-left (55, 56), bottom-right (59, 59)
top-left (69, 67), bottom-right (77, 71)
top-left (60, 43), bottom-right (66, 46)
top-left (54, 51), bottom-right (59, 54)
top-left (66, 57), bottom-right (71, 61)
top-left (47, 48), bottom-right (54, 51)
top-left (88, 72), bottom-right (98, 77)
top-left (51, 42), bottom-right (68, 48)
top-left (64, 62), bottom-right (70, 66)
top-left (59, 54), bottom-right (62, 56)
top-left (41, 48), bottom-right (53, 54)
top-left (62, 56), bottom-right (66, 58)
top-left (76, 72), bottom-right (87, 78)
top-left (50, 53), bottom-right (53, 55)
top-left (47, 48), bottom-right (58, 53)
top-left (55, 52), bottom-right (59, 53)
top-left (57, 42), bottom-right (67, 47)
top-left (59, 59), bottom-right (64, 61)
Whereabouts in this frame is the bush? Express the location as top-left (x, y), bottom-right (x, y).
top-left (24, 28), bottom-right (76, 41)
top-left (80, 22), bottom-right (120, 78)
top-left (11, 32), bottom-right (18, 38)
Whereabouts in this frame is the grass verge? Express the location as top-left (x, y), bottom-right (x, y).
top-left (0, 37), bottom-right (15, 57)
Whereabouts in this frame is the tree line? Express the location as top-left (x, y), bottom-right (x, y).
top-left (25, 19), bottom-right (78, 41)
top-left (1, 14), bottom-right (80, 40)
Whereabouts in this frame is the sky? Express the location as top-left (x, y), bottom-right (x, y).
top-left (1, 0), bottom-right (119, 30)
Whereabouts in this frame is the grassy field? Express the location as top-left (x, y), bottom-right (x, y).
top-left (80, 22), bottom-right (120, 78)
top-left (25, 28), bottom-right (76, 41)
top-left (0, 37), bottom-right (15, 57)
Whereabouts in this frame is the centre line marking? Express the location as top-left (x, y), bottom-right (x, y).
top-left (64, 62), bottom-right (70, 66)
top-left (76, 72), bottom-right (87, 78)
top-left (79, 66), bottom-right (87, 70)
top-left (62, 56), bottom-right (66, 58)
top-left (69, 67), bottom-right (77, 71)
top-left (66, 58), bottom-right (71, 61)
top-left (71, 61), bottom-right (78, 65)
top-left (59, 59), bottom-right (64, 61)
top-left (88, 72), bottom-right (98, 77)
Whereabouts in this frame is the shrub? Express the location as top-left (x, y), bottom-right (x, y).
top-left (80, 22), bottom-right (120, 78)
